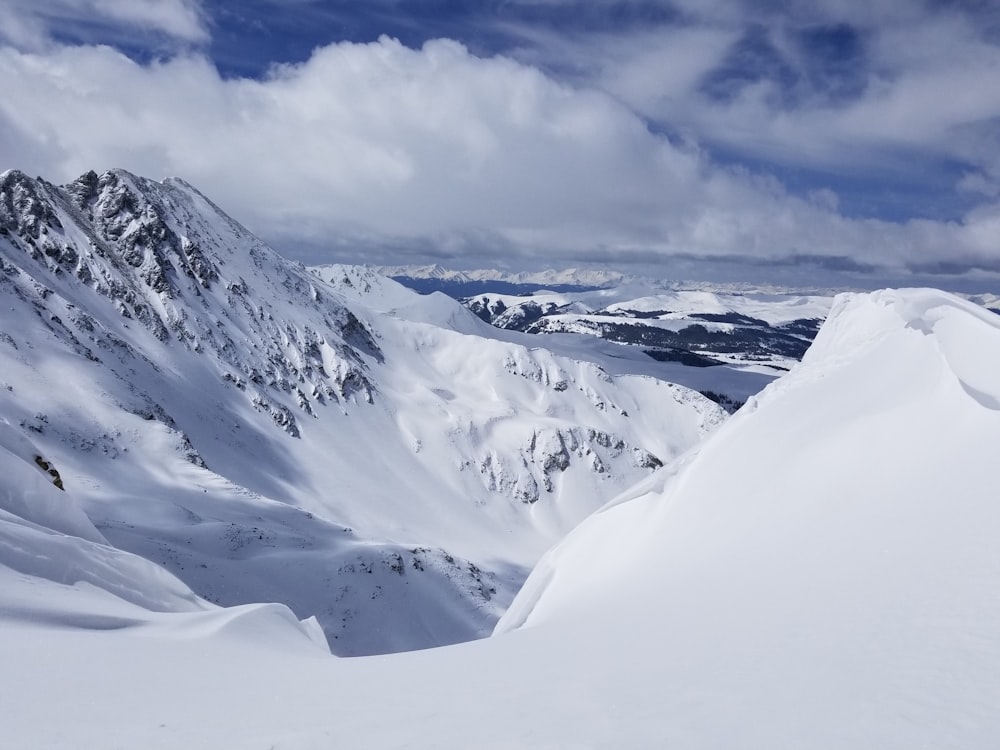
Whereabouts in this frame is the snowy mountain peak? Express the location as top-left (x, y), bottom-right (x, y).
top-left (0, 168), bottom-right (379, 435)
top-left (376, 263), bottom-right (629, 288)
top-left (810, 287), bottom-right (1000, 360)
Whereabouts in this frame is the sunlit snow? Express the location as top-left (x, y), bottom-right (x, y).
top-left (2, 169), bottom-right (999, 748)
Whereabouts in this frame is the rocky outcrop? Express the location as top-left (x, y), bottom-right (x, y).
top-left (0, 168), bottom-right (379, 437)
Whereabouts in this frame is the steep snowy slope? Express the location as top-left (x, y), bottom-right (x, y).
top-left (0, 419), bottom-right (326, 650)
top-left (0, 169), bottom-right (722, 654)
top-left (4, 287), bottom-right (998, 749)
top-left (492, 287), bottom-right (1000, 745)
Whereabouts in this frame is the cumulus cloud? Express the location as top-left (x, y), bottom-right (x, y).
top-left (502, 2), bottom-right (1000, 186)
top-left (0, 32), bottom-right (997, 280)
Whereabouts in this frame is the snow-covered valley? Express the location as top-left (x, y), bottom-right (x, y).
top-left (0, 168), bottom-right (723, 655)
top-left (3, 170), bottom-right (1000, 748)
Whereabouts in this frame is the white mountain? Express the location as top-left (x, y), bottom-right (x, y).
top-left (3, 285), bottom-right (998, 748)
top-left (462, 286), bottom-right (833, 377)
top-left (375, 263), bottom-right (629, 287)
top-left (0, 168), bottom-right (722, 654)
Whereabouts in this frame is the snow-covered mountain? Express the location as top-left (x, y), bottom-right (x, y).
top-left (375, 263), bottom-right (629, 288)
top-left (0, 417), bottom-right (326, 648)
top-left (463, 287), bottom-right (832, 380)
top-left (0, 168), bottom-right (723, 654)
top-left (381, 263), bottom-right (851, 297)
top-left (4, 286), bottom-right (999, 748)
top-left (375, 263), bottom-right (835, 407)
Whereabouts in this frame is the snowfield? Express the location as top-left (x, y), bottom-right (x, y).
top-left (3, 285), bottom-right (1000, 748)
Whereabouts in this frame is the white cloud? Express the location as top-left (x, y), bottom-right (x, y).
top-left (0, 0), bottom-right (208, 50)
top-left (92, 0), bottom-right (208, 42)
top-left (501, 3), bottom-right (1000, 195)
top-left (635, 8), bottom-right (1000, 182)
top-left (0, 34), bottom-right (997, 279)
top-left (507, 25), bottom-right (738, 120)
top-left (958, 172), bottom-right (1000, 199)
top-left (0, 7), bottom-right (49, 50)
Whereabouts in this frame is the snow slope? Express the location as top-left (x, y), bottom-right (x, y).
top-left (3, 287), bottom-right (999, 749)
top-left (0, 169), bottom-right (723, 654)
top-left (0, 419), bottom-right (325, 648)
top-left (496, 287), bottom-right (1000, 744)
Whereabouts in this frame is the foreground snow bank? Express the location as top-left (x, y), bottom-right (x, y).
top-left (0, 419), bottom-right (105, 543)
top-left (0, 418), bottom-right (327, 651)
top-left (501, 287), bottom-right (1000, 629)
top-left (494, 288), bottom-right (1000, 745)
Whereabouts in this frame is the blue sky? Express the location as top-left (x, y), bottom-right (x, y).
top-left (1, 0), bottom-right (999, 288)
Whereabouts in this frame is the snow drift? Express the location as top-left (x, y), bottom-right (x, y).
top-left (0, 418), bottom-right (326, 651)
top-left (491, 287), bottom-right (1000, 746)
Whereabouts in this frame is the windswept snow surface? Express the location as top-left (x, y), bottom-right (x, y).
top-left (4, 287), bottom-right (1000, 749)
top-left (0, 424), bottom-right (325, 645)
top-left (498, 287), bottom-right (1000, 744)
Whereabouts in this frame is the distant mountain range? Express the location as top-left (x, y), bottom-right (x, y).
top-left (375, 264), bottom-right (629, 289)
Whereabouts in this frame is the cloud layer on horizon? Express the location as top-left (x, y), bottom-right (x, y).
top-left (0, 1), bottom-right (998, 282)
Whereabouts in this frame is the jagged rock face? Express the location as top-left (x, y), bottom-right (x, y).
top-left (465, 295), bottom-right (557, 331)
top-left (0, 168), bottom-right (377, 440)
top-left (0, 171), bottom-right (62, 241)
top-left (477, 426), bottom-right (662, 504)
